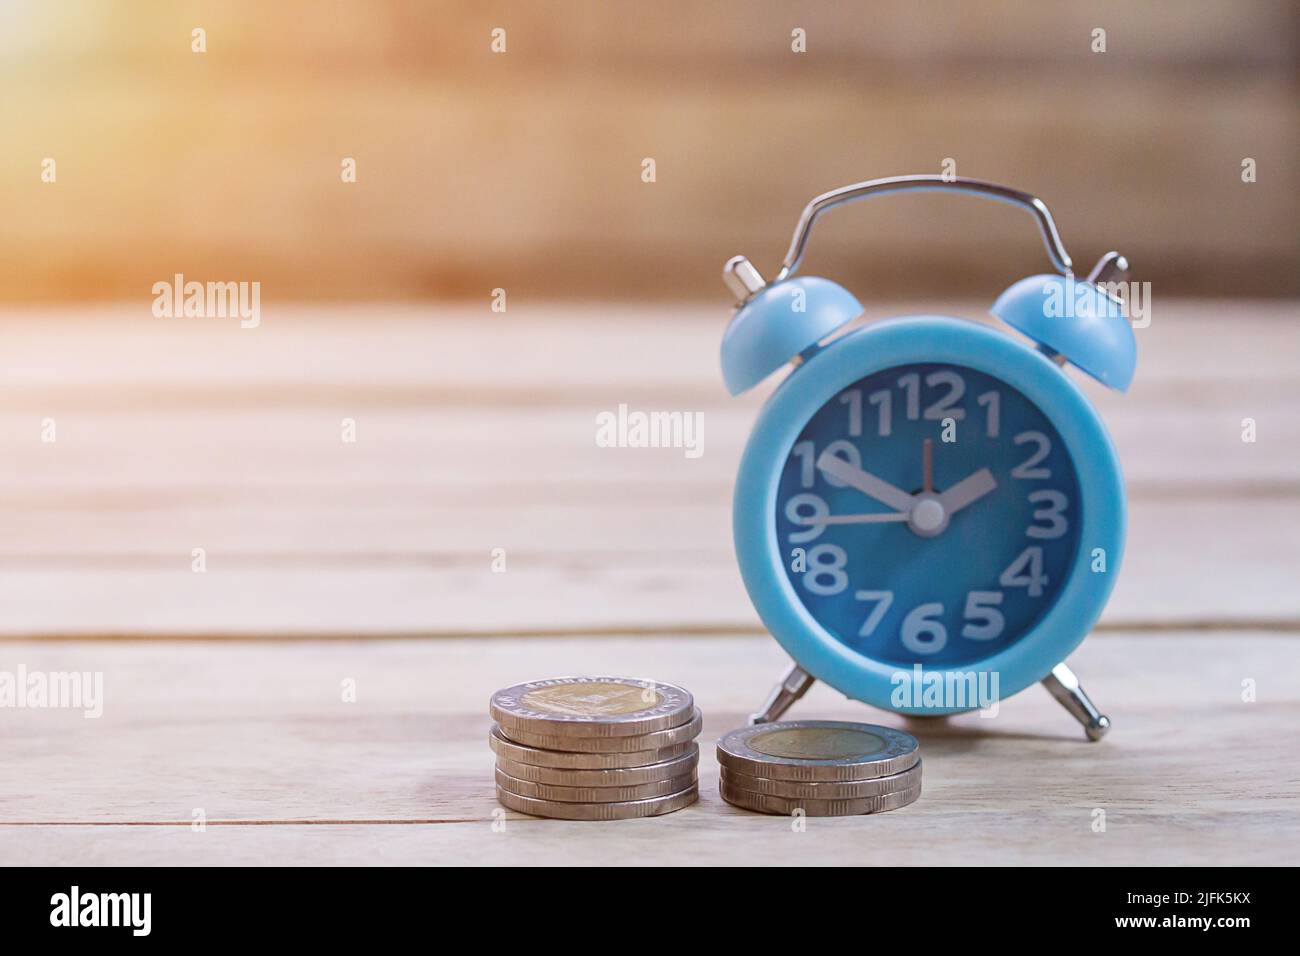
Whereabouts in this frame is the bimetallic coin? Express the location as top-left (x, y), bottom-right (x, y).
top-left (496, 783), bottom-right (699, 820)
top-left (491, 677), bottom-right (693, 738)
top-left (720, 780), bottom-right (922, 817)
top-left (495, 746), bottom-right (699, 787)
top-left (488, 726), bottom-right (693, 769)
top-left (501, 708), bottom-right (702, 753)
top-left (496, 767), bottom-right (697, 803)
top-left (716, 720), bottom-right (919, 781)
top-left (720, 760), bottom-right (922, 800)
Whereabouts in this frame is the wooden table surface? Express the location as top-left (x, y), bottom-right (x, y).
top-left (1, 300), bottom-right (1297, 865)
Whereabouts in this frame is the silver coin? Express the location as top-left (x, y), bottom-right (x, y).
top-left (720, 780), bottom-right (922, 817)
top-left (496, 783), bottom-right (699, 821)
top-left (495, 746), bottom-right (699, 787)
top-left (496, 766), bottom-right (697, 803)
top-left (488, 726), bottom-right (694, 769)
top-left (500, 708), bottom-right (702, 753)
top-left (720, 760), bottom-right (921, 800)
top-left (716, 720), bottom-right (919, 781)
top-left (490, 677), bottom-right (693, 738)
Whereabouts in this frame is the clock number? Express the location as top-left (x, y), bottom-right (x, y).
top-left (976, 390), bottom-right (1000, 438)
top-left (853, 590), bottom-right (894, 638)
top-left (818, 441), bottom-right (862, 487)
top-left (1026, 490), bottom-right (1069, 539)
top-left (792, 441), bottom-right (861, 489)
top-left (878, 371), bottom-right (967, 428)
top-left (897, 373), bottom-right (920, 421)
top-left (961, 591), bottom-right (1005, 641)
top-left (901, 603), bottom-right (947, 655)
top-left (784, 493), bottom-right (829, 543)
top-left (791, 441), bottom-right (816, 488)
top-left (1011, 431), bottom-right (1052, 479)
top-left (867, 389), bottom-right (892, 436)
top-left (803, 544), bottom-right (848, 595)
top-left (923, 371), bottom-right (966, 420)
top-left (999, 546), bottom-right (1048, 597)
top-left (839, 389), bottom-right (863, 438)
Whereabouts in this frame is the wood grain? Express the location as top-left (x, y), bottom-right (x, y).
top-left (0, 303), bottom-right (1294, 636)
top-left (0, 301), bottom-right (1295, 865)
top-left (0, 632), bottom-right (1295, 865)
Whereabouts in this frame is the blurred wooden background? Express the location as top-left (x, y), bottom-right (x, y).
top-left (1, 0), bottom-right (1296, 302)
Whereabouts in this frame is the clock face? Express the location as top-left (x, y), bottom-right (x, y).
top-left (775, 362), bottom-right (1081, 667)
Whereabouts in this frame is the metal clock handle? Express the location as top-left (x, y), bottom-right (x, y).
top-left (775, 174), bottom-right (1075, 282)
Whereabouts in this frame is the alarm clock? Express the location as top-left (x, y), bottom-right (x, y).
top-left (722, 175), bottom-right (1135, 740)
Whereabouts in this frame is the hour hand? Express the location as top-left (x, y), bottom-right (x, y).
top-left (816, 451), bottom-right (917, 513)
top-left (936, 468), bottom-right (997, 515)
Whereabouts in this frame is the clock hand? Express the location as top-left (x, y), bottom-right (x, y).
top-left (791, 512), bottom-right (910, 526)
top-left (935, 468), bottom-right (997, 515)
top-left (815, 451), bottom-right (917, 513)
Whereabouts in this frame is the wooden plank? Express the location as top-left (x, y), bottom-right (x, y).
top-left (0, 632), bottom-right (1295, 864)
top-left (0, 304), bottom-right (1293, 635)
top-left (2, 400), bottom-right (1295, 495)
top-left (2, 303), bottom-right (1296, 393)
top-left (0, 497), bottom-right (1295, 636)
top-left (2, 308), bottom-right (1296, 496)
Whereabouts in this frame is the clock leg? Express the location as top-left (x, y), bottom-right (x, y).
top-left (1041, 662), bottom-right (1111, 741)
top-left (748, 662), bottom-right (815, 725)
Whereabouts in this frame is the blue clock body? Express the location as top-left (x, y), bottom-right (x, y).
top-left (733, 316), bottom-right (1126, 714)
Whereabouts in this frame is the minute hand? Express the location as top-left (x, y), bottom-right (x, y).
top-left (936, 468), bottom-right (998, 515)
top-left (816, 452), bottom-right (917, 513)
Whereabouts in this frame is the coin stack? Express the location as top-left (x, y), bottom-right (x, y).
top-left (489, 677), bottom-right (701, 820)
top-left (718, 720), bottom-right (921, 816)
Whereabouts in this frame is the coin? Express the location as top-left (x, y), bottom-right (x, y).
top-left (720, 780), bottom-right (921, 817)
top-left (501, 708), bottom-right (703, 753)
top-left (716, 720), bottom-right (919, 781)
top-left (720, 760), bottom-right (921, 800)
top-left (495, 746), bottom-right (699, 787)
top-left (496, 783), bottom-right (699, 820)
top-left (491, 677), bottom-right (694, 738)
top-left (495, 767), bottom-right (697, 803)
top-left (488, 726), bottom-right (694, 769)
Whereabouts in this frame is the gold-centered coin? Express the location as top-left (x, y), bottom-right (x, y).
top-left (717, 721), bottom-right (919, 781)
top-left (501, 708), bottom-right (702, 753)
top-left (720, 780), bottom-right (921, 817)
top-left (720, 760), bottom-right (922, 799)
top-left (495, 746), bottom-right (698, 787)
top-left (495, 783), bottom-right (699, 821)
top-left (488, 726), bottom-right (693, 769)
top-left (495, 767), bottom-right (697, 803)
top-left (491, 677), bottom-right (693, 738)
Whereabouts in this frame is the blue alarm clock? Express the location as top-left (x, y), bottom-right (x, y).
top-left (722, 175), bottom-right (1136, 740)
